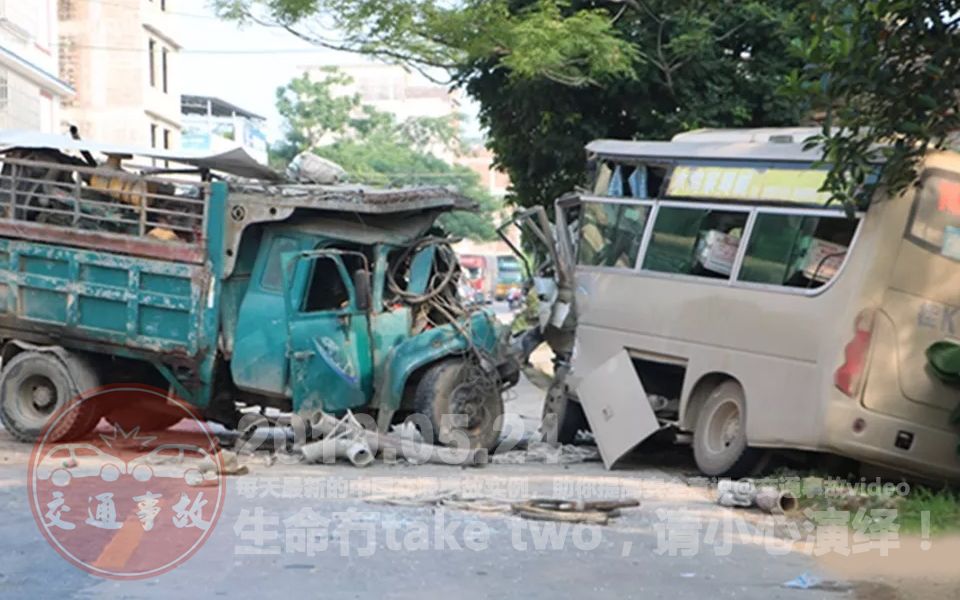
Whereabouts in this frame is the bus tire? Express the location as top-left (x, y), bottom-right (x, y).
top-left (692, 381), bottom-right (759, 477)
top-left (414, 359), bottom-right (503, 451)
top-left (0, 351), bottom-right (101, 443)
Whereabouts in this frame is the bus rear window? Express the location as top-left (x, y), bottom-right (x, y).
top-left (578, 201), bottom-right (649, 268)
top-left (907, 172), bottom-right (960, 261)
top-left (738, 213), bottom-right (857, 289)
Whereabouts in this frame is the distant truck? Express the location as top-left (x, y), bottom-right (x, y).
top-left (0, 133), bottom-right (517, 450)
top-left (457, 254), bottom-right (494, 304)
top-left (494, 255), bottom-right (523, 301)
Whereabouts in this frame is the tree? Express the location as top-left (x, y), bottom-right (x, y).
top-left (272, 71), bottom-right (500, 240)
top-left (218, 1), bottom-right (811, 208)
top-left (785, 1), bottom-right (960, 209)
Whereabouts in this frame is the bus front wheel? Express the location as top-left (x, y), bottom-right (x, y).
top-left (692, 381), bottom-right (759, 477)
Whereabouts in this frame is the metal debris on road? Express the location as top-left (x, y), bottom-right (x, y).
top-left (491, 441), bottom-right (600, 465)
top-left (366, 491), bottom-right (640, 525)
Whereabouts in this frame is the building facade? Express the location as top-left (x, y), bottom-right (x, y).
top-left (0, 0), bottom-right (73, 131)
top-left (59, 0), bottom-right (181, 147)
top-left (181, 95), bottom-right (269, 164)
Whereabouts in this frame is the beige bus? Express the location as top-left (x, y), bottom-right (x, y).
top-left (554, 128), bottom-right (960, 482)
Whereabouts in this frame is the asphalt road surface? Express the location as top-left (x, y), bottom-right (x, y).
top-left (0, 305), bottom-right (953, 598)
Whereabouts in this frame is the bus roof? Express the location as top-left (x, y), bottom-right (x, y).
top-left (586, 138), bottom-right (823, 164)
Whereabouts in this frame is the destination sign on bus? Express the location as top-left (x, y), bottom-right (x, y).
top-left (667, 165), bottom-right (830, 204)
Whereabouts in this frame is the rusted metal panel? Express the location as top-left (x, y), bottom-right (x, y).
top-left (0, 220), bottom-right (206, 264)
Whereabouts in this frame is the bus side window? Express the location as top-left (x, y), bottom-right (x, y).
top-left (578, 201), bottom-right (649, 268)
top-left (738, 213), bottom-right (858, 289)
top-left (642, 207), bottom-right (748, 279)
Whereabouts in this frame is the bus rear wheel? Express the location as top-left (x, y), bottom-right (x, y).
top-left (692, 381), bottom-right (759, 477)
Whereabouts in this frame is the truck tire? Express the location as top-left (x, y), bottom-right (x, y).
top-left (0, 351), bottom-right (101, 442)
top-left (413, 359), bottom-right (503, 451)
top-left (692, 380), bottom-right (759, 477)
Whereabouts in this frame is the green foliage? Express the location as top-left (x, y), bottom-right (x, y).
top-left (271, 70), bottom-right (500, 240)
top-left (467, 1), bottom-right (811, 207)
top-left (214, 0), bottom-right (636, 84)
top-left (785, 1), bottom-right (960, 209)
top-left (219, 0), bottom-right (810, 209)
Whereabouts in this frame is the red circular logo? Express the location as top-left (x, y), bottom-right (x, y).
top-left (28, 385), bottom-right (226, 579)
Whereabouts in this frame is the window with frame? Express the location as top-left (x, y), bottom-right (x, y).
top-left (642, 206), bottom-right (748, 279)
top-left (906, 171), bottom-right (960, 261)
top-left (303, 257), bottom-right (351, 312)
top-left (0, 68), bottom-right (8, 111)
top-left (148, 39), bottom-right (156, 87)
top-left (260, 236), bottom-right (298, 291)
top-left (592, 161), bottom-right (666, 199)
top-left (162, 47), bottom-right (169, 93)
top-left (737, 213), bottom-right (858, 289)
top-left (578, 201), bottom-right (650, 268)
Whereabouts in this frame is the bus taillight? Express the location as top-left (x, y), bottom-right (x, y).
top-left (834, 309), bottom-right (876, 397)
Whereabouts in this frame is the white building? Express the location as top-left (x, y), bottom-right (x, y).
top-left (0, 0), bottom-right (73, 131)
top-left (304, 62), bottom-right (462, 161)
top-left (181, 95), bottom-right (269, 164)
top-left (59, 0), bottom-right (181, 147)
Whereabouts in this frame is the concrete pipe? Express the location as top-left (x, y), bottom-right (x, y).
top-left (301, 437), bottom-right (375, 467)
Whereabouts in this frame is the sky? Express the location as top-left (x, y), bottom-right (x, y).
top-left (174, 2), bottom-right (481, 142)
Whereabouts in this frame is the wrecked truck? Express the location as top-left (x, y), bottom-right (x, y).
top-left (0, 132), bottom-right (516, 449)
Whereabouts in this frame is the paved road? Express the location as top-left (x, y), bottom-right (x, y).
top-left (0, 368), bottom-right (861, 600)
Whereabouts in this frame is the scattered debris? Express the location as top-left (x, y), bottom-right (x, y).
top-left (301, 435), bottom-right (374, 468)
top-left (491, 441), bottom-right (600, 465)
top-left (781, 572), bottom-right (852, 592)
top-left (717, 479), bottom-right (799, 514)
top-left (366, 491), bottom-right (641, 525)
top-left (511, 498), bottom-right (640, 525)
top-left (309, 411), bottom-right (488, 467)
top-left (200, 449), bottom-right (249, 477)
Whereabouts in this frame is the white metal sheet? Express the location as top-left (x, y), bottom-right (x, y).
top-left (576, 349), bottom-right (659, 469)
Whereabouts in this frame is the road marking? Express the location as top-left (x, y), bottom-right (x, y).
top-left (91, 513), bottom-right (146, 571)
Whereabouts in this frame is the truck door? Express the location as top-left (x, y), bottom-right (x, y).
top-left (282, 250), bottom-right (373, 414)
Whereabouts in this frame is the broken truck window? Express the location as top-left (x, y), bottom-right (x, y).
top-left (302, 257), bottom-right (351, 312)
top-left (260, 236), bottom-right (298, 291)
top-left (577, 201), bottom-right (649, 268)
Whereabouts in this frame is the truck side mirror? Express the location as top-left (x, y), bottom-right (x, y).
top-left (353, 269), bottom-right (371, 312)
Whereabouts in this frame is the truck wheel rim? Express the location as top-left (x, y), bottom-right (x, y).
top-left (17, 374), bottom-right (60, 426)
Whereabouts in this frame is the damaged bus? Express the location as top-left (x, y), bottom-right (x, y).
top-left (0, 132), bottom-right (517, 449)
top-left (527, 128), bottom-right (960, 482)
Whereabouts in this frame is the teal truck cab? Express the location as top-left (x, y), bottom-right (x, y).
top-left (0, 133), bottom-right (516, 449)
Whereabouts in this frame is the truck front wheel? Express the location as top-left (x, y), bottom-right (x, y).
top-left (414, 359), bottom-right (503, 451)
top-left (0, 351), bottom-right (101, 442)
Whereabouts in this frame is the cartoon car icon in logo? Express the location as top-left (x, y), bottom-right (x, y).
top-left (127, 444), bottom-right (212, 486)
top-left (35, 444), bottom-right (126, 487)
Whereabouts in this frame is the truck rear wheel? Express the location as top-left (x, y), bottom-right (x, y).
top-left (414, 359), bottom-right (503, 451)
top-left (0, 351), bottom-right (101, 442)
top-left (692, 381), bottom-right (759, 477)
